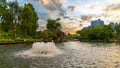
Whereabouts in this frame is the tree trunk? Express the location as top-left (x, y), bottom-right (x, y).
top-left (24, 21), bottom-right (27, 38)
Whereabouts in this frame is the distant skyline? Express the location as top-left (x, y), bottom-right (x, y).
top-left (8, 0), bottom-right (120, 34)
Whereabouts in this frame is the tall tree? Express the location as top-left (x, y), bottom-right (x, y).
top-left (0, 0), bottom-right (6, 22)
top-left (1, 10), bottom-right (13, 32)
top-left (20, 3), bottom-right (38, 38)
top-left (8, 0), bottom-right (20, 39)
top-left (0, 0), bottom-right (14, 32)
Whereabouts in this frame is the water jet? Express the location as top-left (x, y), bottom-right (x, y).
top-left (16, 42), bottom-right (62, 57)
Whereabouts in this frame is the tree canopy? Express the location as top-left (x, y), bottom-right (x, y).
top-left (41, 18), bottom-right (66, 42)
top-left (20, 3), bottom-right (38, 38)
top-left (0, 0), bottom-right (38, 40)
top-left (77, 25), bottom-right (114, 42)
top-left (47, 19), bottom-right (61, 31)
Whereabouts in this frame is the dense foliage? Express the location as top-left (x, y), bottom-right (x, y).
top-left (77, 25), bottom-right (114, 42)
top-left (41, 19), bottom-right (66, 42)
top-left (0, 0), bottom-right (66, 42)
top-left (0, 0), bottom-right (38, 40)
top-left (20, 3), bottom-right (38, 38)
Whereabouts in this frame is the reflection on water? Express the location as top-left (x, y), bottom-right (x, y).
top-left (0, 41), bottom-right (120, 68)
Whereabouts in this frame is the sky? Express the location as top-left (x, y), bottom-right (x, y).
top-left (8, 0), bottom-right (120, 34)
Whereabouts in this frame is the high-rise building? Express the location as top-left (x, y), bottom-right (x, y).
top-left (91, 19), bottom-right (104, 26)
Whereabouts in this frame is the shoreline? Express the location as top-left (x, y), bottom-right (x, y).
top-left (0, 40), bottom-right (119, 45)
top-left (0, 40), bottom-right (42, 45)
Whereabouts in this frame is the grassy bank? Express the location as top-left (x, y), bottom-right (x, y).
top-left (0, 39), bottom-right (42, 42)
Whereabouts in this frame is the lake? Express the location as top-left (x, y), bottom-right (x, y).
top-left (0, 41), bottom-right (120, 68)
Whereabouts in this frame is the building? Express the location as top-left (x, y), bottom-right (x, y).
top-left (91, 19), bottom-right (104, 26)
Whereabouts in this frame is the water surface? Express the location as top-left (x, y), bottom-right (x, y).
top-left (0, 41), bottom-right (120, 68)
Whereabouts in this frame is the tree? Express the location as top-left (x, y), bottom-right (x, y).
top-left (115, 23), bottom-right (120, 41)
top-left (8, 0), bottom-right (20, 39)
top-left (35, 31), bottom-right (42, 39)
top-left (77, 25), bottom-right (113, 42)
top-left (44, 18), bottom-right (66, 42)
top-left (0, 0), bottom-right (6, 7)
top-left (0, 0), bottom-right (6, 23)
top-left (20, 3), bottom-right (38, 38)
top-left (47, 19), bottom-right (61, 31)
top-left (41, 30), bottom-right (53, 42)
top-left (77, 28), bottom-right (90, 40)
top-left (1, 10), bottom-right (13, 32)
top-left (0, 0), bottom-right (14, 32)
top-left (0, 1), bottom-right (39, 40)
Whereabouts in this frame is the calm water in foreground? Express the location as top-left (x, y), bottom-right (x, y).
top-left (0, 41), bottom-right (120, 68)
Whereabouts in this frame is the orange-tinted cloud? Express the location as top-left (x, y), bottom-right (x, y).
top-left (103, 3), bottom-right (120, 12)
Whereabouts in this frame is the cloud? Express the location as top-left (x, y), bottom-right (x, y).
top-left (101, 2), bottom-right (120, 23)
top-left (41, 0), bottom-right (62, 11)
top-left (37, 22), bottom-right (47, 31)
top-left (37, 20), bottom-right (82, 34)
top-left (30, 0), bottom-right (82, 34)
top-left (60, 18), bottom-right (83, 34)
top-left (32, 0), bottom-right (67, 18)
top-left (80, 15), bottom-right (102, 22)
top-left (15, 0), bottom-right (120, 34)
top-left (103, 3), bottom-right (120, 12)
top-left (81, 15), bottom-right (93, 21)
top-left (61, 23), bottom-right (81, 34)
top-left (105, 0), bottom-right (120, 4)
top-left (68, 6), bottom-right (74, 11)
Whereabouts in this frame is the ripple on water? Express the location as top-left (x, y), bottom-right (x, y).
top-left (12, 42), bottom-right (120, 68)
